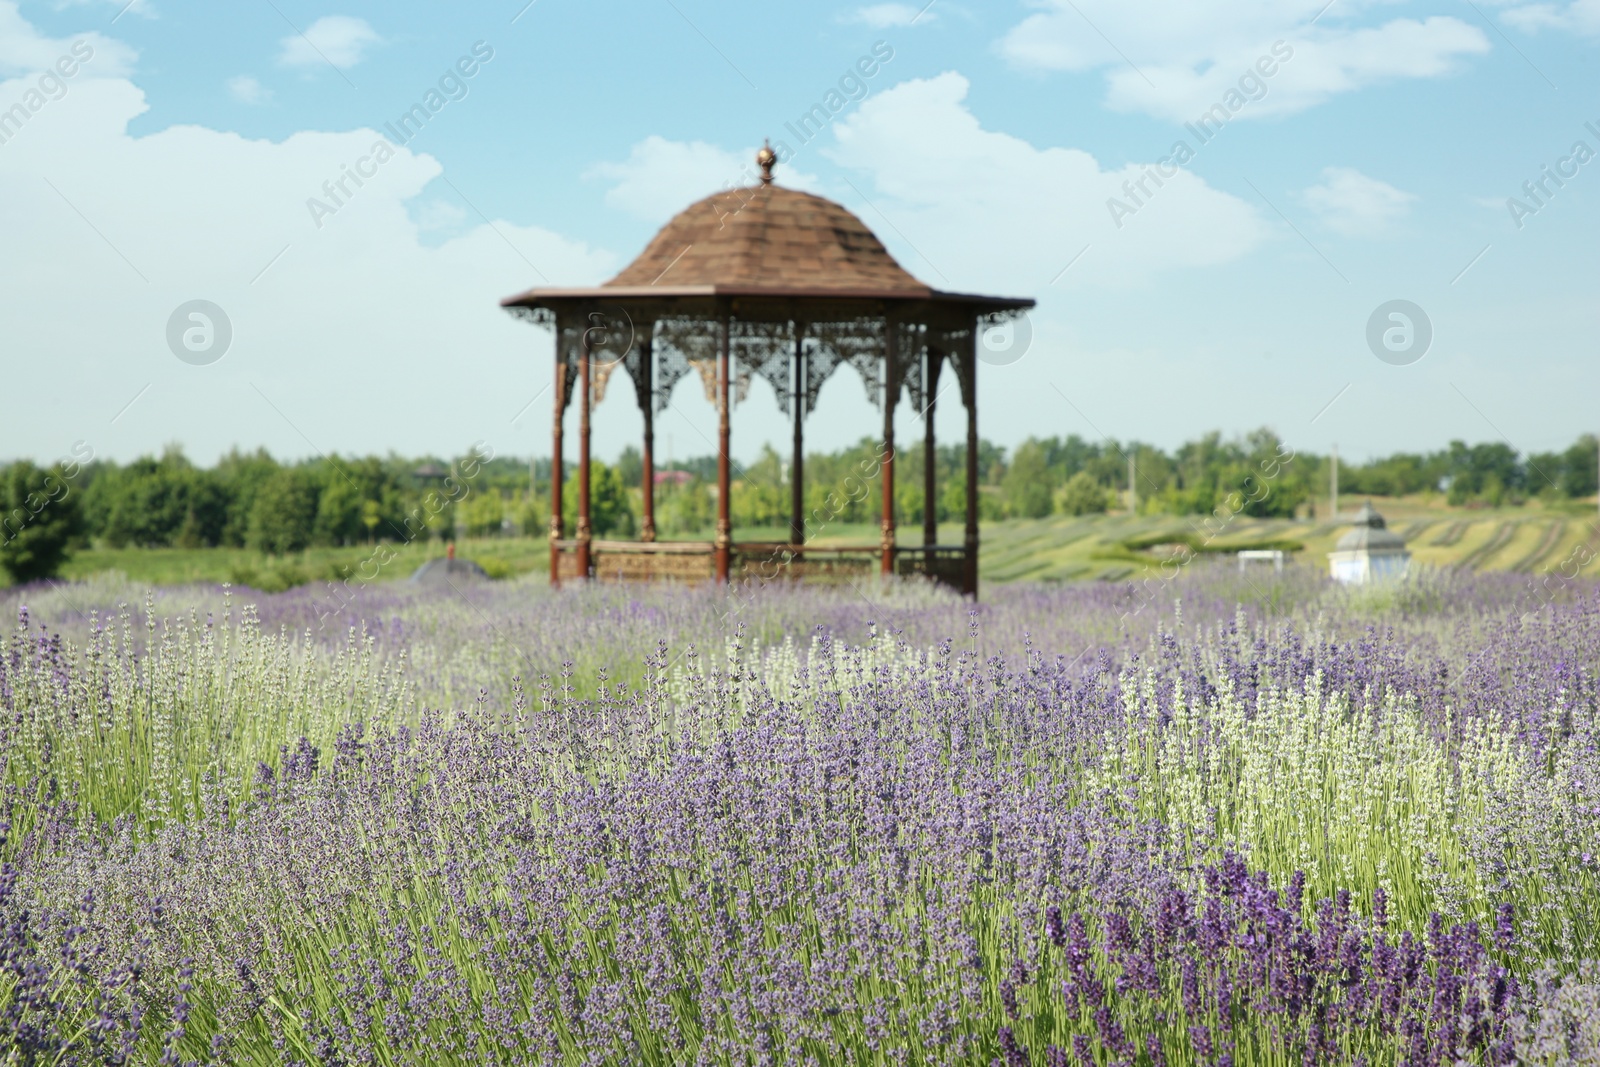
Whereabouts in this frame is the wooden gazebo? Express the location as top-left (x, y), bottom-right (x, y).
top-left (501, 145), bottom-right (1033, 595)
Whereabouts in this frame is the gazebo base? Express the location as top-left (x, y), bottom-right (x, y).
top-left (553, 540), bottom-right (971, 593)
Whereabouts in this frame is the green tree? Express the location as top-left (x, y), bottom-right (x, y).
top-left (247, 469), bottom-right (318, 554)
top-left (591, 464), bottom-right (635, 537)
top-left (1055, 471), bottom-right (1108, 516)
top-left (1559, 435), bottom-right (1598, 499)
top-left (732, 445), bottom-right (786, 529)
top-left (1002, 439), bottom-right (1056, 518)
top-left (0, 461), bottom-right (84, 584)
top-left (215, 449), bottom-right (281, 547)
top-left (316, 472), bottom-right (366, 546)
top-left (560, 462), bottom-right (636, 538)
top-left (615, 446), bottom-right (644, 488)
top-left (83, 449), bottom-right (205, 547)
top-left (463, 491), bottom-right (507, 536)
top-left (658, 478), bottom-right (711, 536)
top-left (361, 499), bottom-right (383, 543)
top-left (514, 490), bottom-right (546, 537)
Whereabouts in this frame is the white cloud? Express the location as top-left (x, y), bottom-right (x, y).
top-left (226, 75), bottom-right (269, 104)
top-left (277, 16), bottom-right (381, 71)
top-left (0, 0), bottom-right (134, 76)
top-left (589, 135), bottom-right (820, 222)
top-left (998, 2), bottom-right (1489, 121)
top-left (592, 77), bottom-right (1267, 291)
top-left (822, 72), bottom-right (1270, 291)
top-left (846, 3), bottom-right (933, 28)
top-left (50, 0), bottom-right (153, 16)
top-left (1302, 167), bottom-right (1415, 236)
top-left (413, 198), bottom-right (467, 231)
top-left (1495, 0), bottom-right (1600, 34)
top-left (0, 57), bottom-right (616, 464)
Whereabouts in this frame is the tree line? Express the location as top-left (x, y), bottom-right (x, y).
top-left (2, 430), bottom-right (1596, 583)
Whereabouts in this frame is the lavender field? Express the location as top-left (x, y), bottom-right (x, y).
top-left (3, 566), bottom-right (1599, 1065)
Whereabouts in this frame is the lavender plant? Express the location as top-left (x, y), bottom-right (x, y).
top-left (0, 564), bottom-right (1595, 1064)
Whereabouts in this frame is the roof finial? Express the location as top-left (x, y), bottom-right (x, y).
top-left (756, 139), bottom-right (777, 185)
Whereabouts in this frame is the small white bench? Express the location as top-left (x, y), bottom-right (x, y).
top-left (1237, 549), bottom-right (1285, 573)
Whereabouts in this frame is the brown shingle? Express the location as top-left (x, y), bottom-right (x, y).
top-left (606, 185), bottom-right (932, 295)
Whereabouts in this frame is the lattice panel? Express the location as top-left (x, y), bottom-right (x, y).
top-left (929, 324), bottom-right (975, 411)
top-left (730, 319), bottom-right (796, 411)
top-left (806, 316), bottom-right (886, 415)
top-left (896, 321), bottom-right (928, 416)
top-left (653, 317), bottom-right (717, 415)
top-left (508, 308), bottom-right (985, 418)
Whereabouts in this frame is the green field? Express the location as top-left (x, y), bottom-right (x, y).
top-left (28, 495), bottom-right (1599, 591)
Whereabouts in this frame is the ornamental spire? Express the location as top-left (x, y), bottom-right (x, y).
top-left (756, 139), bottom-right (776, 185)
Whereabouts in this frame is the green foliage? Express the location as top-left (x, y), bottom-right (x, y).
top-left (462, 490), bottom-right (508, 537)
top-left (1445, 441), bottom-right (1524, 505)
top-left (561, 461), bottom-right (636, 537)
top-left (315, 470), bottom-right (367, 546)
top-left (1003, 439), bottom-right (1056, 518)
top-left (473, 554), bottom-right (516, 579)
top-left (247, 469), bottom-right (320, 554)
top-left (83, 448), bottom-right (225, 548)
top-left (514, 490), bottom-right (547, 537)
top-left (214, 448), bottom-right (282, 547)
top-left (20, 429), bottom-right (1600, 572)
top-left (658, 477), bottom-right (711, 536)
top-left (614, 444), bottom-right (644, 488)
top-left (226, 557), bottom-right (311, 592)
top-left (0, 460), bottom-right (84, 583)
top-left (590, 464), bottom-right (632, 537)
top-left (731, 445), bottom-right (788, 528)
top-left (1055, 470), bottom-right (1109, 515)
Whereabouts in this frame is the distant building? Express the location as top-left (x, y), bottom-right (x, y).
top-left (1328, 501), bottom-right (1410, 584)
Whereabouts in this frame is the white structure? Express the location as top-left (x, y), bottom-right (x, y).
top-left (1237, 549), bottom-right (1285, 573)
top-left (1328, 501), bottom-right (1410, 584)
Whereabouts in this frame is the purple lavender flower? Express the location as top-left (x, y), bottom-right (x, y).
top-left (1495, 902), bottom-right (1515, 952)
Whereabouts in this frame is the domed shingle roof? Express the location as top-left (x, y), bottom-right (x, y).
top-left (500, 147), bottom-right (1032, 314)
top-left (605, 184), bottom-right (932, 295)
top-left (1335, 501), bottom-right (1408, 552)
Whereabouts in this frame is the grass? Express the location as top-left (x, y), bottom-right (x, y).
top-left (21, 497), bottom-right (1600, 593)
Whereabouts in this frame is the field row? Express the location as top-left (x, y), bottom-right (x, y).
top-left (36, 505), bottom-right (1600, 592)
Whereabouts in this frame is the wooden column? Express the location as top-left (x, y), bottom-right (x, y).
top-left (549, 323), bottom-right (565, 586)
top-left (714, 315), bottom-right (732, 582)
top-left (923, 347), bottom-right (940, 548)
top-left (640, 335), bottom-right (656, 542)
top-left (790, 323), bottom-right (805, 546)
top-left (576, 328), bottom-right (593, 579)
top-left (881, 319), bottom-right (897, 576)
top-left (963, 330), bottom-right (979, 598)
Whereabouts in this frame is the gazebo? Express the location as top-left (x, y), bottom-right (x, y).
top-left (1328, 501), bottom-right (1411, 584)
top-left (500, 144), bottom-right (1034, 595)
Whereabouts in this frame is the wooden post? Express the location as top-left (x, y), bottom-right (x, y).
top-left (881, 319), bottom-right (897, 576)
top-left (923, 347), bottom-right (940, 548)
top-left (964, 330), bottom-right (979, 598)
top-left (714, 315), bottom-right (732, 583)
top-left (640, 334), bottom-right (656, 542)
top-left (549, 322), bottom-right (565, 586)
top-left (1331, 443), bottom-right (1339, 520)
top-left (576, 324), bottom-right (592, 579)
top-left (790, 323), bottom-right (805, 546)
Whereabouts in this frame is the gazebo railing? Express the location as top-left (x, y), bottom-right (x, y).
top-left (552, 540), bottom-right (970, 590)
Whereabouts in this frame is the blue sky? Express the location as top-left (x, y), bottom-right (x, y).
top-left (1, 0), bottom-right (1596, 467)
